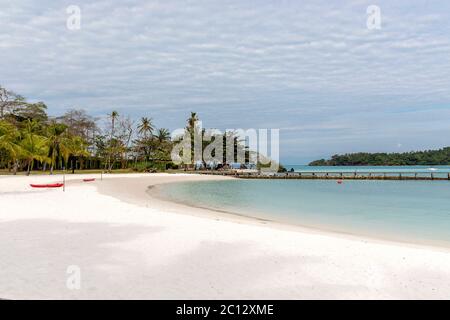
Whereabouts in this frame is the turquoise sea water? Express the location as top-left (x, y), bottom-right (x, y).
top-left (159, 171), bottom-right (450, 246)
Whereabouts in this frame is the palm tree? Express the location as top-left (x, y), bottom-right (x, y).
top-left (186, 112), bottom-right (199, 165)
top-left (186, 112), bottom-right (199, 134)
top-left (46, 122), bottom-right (69, 174)
top-left (20, 120), bottom-right (49, 175)
top-left (110, 110), bottom-right (119, 138)
top-left (137, 117), bottom-right (154, 139)
top-left (0, 120), bottom-right (21, 174)
top-left (156, 128), bottom-right (170, 143)
top-left (107, 111), bottom-right (119, 170)
top-left (62, 136), bottom-right (89, 174)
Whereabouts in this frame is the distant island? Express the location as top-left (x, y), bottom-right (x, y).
top-left (309, 147), bottom-right (450, 166)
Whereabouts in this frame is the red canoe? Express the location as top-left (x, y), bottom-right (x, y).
top-left (30, 183), bottom-right (64, 188)
top-left (83, 178), bottom-right (96, 182)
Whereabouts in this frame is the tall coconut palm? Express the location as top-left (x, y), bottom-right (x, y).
top-left (107, 111), bottom-right (119, 170)
top-left (20, 120), bottom-right (49, 175)
top-left (186, 112), bottom-right (199, 134)
top-left (110, 110), bottom-right (119, 138)
top-left (186, 112), bottom-right (199, 165)
top-left (137, 117), bottom-right (154, 139)
top-left (46, 122), bottom-right (69, 174)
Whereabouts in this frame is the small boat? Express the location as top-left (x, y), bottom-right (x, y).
top-left (30, 183), bottom-right (64, 188)
top-left (83, 178), bottom-right (96, 182)
top-left (337, 180), bottom-right (343, 184)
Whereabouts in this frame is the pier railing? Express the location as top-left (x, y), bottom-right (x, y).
top-left (195, 170), bottom-right (450, 181)
top-left (242, 171), bottom-right (450, 181)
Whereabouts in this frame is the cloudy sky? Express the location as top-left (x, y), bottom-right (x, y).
top-left (1, 0), bottom-right (450, 163)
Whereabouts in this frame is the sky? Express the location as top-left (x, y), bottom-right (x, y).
top-left (1, 0), bottom-right (450, 164)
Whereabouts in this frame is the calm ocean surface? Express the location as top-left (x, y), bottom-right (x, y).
top-left (159, 166), bottom-right (450, 246)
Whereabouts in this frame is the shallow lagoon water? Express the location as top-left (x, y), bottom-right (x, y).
top-left (160, 178), bottom-right (450, 246)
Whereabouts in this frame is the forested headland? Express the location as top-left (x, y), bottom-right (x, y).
top-left (309, 148), bottom-right (450, 166)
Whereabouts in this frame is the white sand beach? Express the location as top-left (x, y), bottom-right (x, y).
top-left (1, 173), bottom-right (450, 299)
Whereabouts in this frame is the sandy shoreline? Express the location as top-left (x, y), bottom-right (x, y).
top-left (96, 174), bottom-right (450, 250)
top-left (1, 173), bottom-right (450, 299)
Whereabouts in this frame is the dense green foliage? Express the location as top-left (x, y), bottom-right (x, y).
top-left (0, 85), bottom-right (280, 174)
top-left (0, 85), bottom-right (174, 174)
top-left (309, 147), bottom-right (450, 166)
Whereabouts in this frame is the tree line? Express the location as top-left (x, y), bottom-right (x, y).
top-left (0, 85), bottom-right (280, 175)
top-left (309, 147), bottom-right (450, 166)
top-left (0, 85), bottom-right (178, 174)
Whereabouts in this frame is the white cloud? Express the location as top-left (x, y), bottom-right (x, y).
top-left (1, 0), bottom-right (450, 162)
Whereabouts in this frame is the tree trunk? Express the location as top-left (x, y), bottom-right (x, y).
top-left (108, 159), bottom-right (114, 173)
top-left (27, 160), bottom-right (32, 176)
top-left (13, 160), bottom-right (18, 175)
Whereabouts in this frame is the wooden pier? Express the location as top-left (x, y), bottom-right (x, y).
top-left (197, 170), bottom-right (450, 181)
